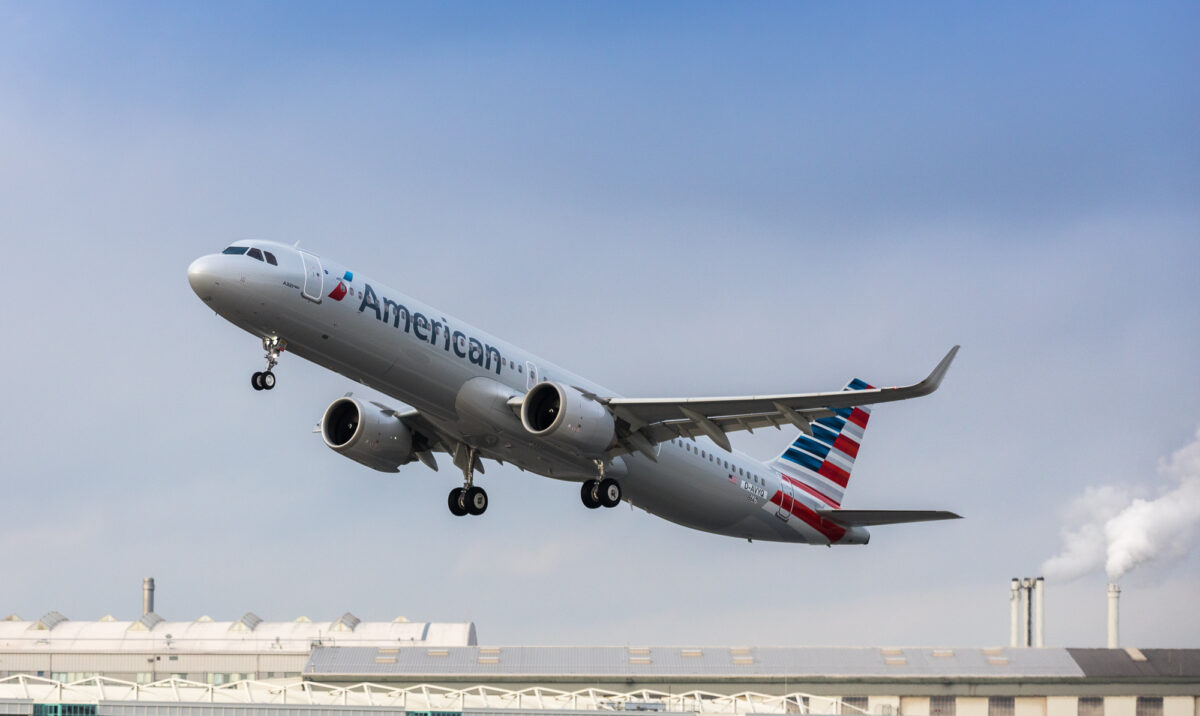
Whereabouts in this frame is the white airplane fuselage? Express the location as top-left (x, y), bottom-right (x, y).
top-left (188, 240), bottom-right (877, 545)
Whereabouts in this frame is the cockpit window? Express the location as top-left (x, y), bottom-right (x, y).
top-left (222, 246), bottom-right (249, 255)
top-left (264, 251), bottom-right (278, 266)
top-left (247, 248), bottom-right (264, 261)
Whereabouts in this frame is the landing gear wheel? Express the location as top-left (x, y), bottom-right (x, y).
top-left (598, 478), bottom-right (622, 508)
top-left (448, 488), bottom-right (468, 516)
top-left (581, 480), bottom-right (601, 509)
top-left (253, 337), bottom-right (286, 393)
top-left (465, 486), bottom-right (488, 515)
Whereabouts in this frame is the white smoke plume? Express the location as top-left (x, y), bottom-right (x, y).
top-left (1042, 428), bottom-right (1200, 581)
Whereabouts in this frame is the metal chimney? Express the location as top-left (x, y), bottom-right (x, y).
top-left (1009, 579), bottom-right (1021, 647)
top-left (1022, 577), bottom-right (1034, 647)
top-left (142, 577), bottom-right (155, 616)
top-left (1107, 583), bottom-right (1120, 648)
top-left (1034, 577), bottom-right (1045, 648)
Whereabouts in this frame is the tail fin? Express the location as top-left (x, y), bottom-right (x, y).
top-left (768, 378), bottom-right (875, 508)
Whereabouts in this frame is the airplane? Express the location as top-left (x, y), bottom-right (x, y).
top-left (187, 240), bottom-right (961, 545)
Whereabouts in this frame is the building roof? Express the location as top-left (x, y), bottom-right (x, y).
top-left (1068, 649), bottom-right (1200, 680)
top-left (305, 646), bottom-right (1087, 680)
top-left (0, 615), bottom-right (476, 652)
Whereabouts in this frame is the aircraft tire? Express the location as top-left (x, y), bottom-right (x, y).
top-left (580, 480), bottom-right (601, 509)
top-left (466, 486), bottom-right (488, 515)
top-left (251, 372), bottom-right (264, 391)
top-left (261, 371), bottom-right (276, 390)
top-left (599, 478), bottom-right (621, 508)
top-left (448, 488), bottom-right (468, 516)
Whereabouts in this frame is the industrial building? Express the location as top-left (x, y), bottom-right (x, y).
top-left (0, 580), bottom-right (1196, 716)
top-left (0, 612), bottom-right (475, 684)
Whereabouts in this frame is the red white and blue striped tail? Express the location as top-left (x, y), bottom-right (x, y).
top-left (768, 378), bottom-right (874, 509)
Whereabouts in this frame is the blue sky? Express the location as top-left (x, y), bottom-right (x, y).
top-left (1, 2), bottom-right (1197, 648)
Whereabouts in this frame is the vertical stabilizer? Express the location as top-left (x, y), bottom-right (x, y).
top-left (769, 378), bottom-right (874, 507)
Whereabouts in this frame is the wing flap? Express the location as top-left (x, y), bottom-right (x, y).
top-left (816, 509), bottom-right (962, 527)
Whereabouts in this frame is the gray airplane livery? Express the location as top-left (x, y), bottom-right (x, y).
top-left (188, 240), bottom-right (960, 544)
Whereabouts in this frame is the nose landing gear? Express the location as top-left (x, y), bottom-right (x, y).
top-left (251, 337), bottom-right (286, 391)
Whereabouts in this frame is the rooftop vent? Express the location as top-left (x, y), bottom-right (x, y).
top-left (1125, 647), bottom-right (1147, 662)
top-left (98, 615), bottom-right (116, 623)
top-left (332, 612), bottom-right (360, 632)
top-left (130, 612), bottom-right (164, 631)
top-left (294, 616), bottom-right (311, 623)
top-left (2, 614), bottom-right (21, 622)
top-left (33, 612), bottom-right (68, 631)
top-left (230, 612), bottom-right (263, 632)
top-left (195, 615), bottom-right (213, 623)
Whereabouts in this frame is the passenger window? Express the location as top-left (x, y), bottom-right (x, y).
top-left (222, 246), bottom-right (248, 255)
top-left (247, 248), bottom-right (264, 261)
top-left (264, 251), bottom-right (278, 266)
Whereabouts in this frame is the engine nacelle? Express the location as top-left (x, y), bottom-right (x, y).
top-left (321, 397), bottom-right (414, 472)
top-left (520, 382), bottom-right (615, 457)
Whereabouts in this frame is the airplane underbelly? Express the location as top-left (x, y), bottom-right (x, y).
top-left (620, 454), bottom-right (809, 543)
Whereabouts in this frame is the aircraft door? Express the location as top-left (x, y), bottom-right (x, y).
top-left (299, 251), bottom-right (323, 303)
top-left (775, 476), bottom-right (793, 522)
top-left (525, 361), bottom-right (539, 391)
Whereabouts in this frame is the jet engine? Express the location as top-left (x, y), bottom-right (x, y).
top-left (520, 382), bottom-right (615, 457)
top-left (321, 397), bottom-right (414, 472)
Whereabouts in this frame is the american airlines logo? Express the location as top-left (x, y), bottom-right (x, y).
top-left (357, 283), bottom-right (505, 375)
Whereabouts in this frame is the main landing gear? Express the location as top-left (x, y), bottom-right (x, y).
top-left (251, 337), bottom-right (286, 391)
top-left (448, 447), bottom-right (488, 517)
top-left (581, 459), bottom-right (622, 509)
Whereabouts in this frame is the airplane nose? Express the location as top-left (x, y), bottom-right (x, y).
top-left (187, 255), bottom-right (221, 299)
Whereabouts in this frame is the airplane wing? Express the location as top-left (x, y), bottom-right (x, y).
top-left (815, 509), bottom-right (962, 527)
top-left (593, 346), bottom-right (958, 457)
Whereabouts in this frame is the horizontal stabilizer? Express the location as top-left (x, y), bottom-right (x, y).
top-left (816, 509), bottom-right (962, 527)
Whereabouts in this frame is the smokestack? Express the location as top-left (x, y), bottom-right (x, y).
top-left (1107, 583), bottom-right (1120, 648)
top-left (142, 577), bottom-right (155, 616)
top-left (1034, 577), bottom-right (1045, 648)
top-left (1022, 578), bottom-right (1034, 647)
top-left (1010, 579), bottom-right (1021, 647)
